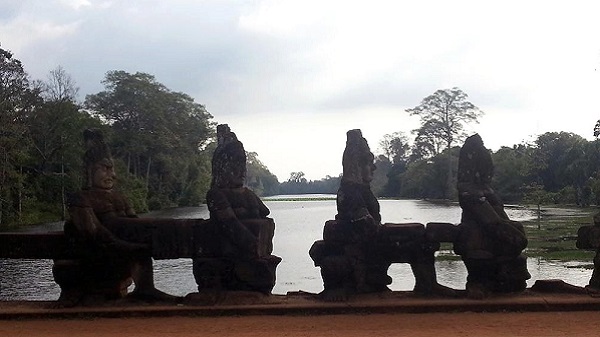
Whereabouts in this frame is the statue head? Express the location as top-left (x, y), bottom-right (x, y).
top-left (342, 129), bottom-right (376, 184)
top-left (211, 124), bottom-right (247, 188)
top-left (83, 128), bottom-right (116, 190)
top-left (457, 133), bottom-right (493, 185)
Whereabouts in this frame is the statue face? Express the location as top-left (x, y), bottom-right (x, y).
top-left (361, 162), bottom-right (376, 183)
top-left (228, 162), bottom-right (246, 188)
top-left (91, 158), bottom-right (116, 190)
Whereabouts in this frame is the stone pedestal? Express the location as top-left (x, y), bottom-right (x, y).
top-left (310, 220), bottom-right (457, 297)
top-left (192, 218), bottom-right (281, 294)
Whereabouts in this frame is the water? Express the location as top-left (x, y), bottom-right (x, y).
top-left (0, 199), bottom-right (593, 300)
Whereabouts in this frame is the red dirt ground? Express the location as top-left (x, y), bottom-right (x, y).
top-left (2, 311), bottom-right (600, 337)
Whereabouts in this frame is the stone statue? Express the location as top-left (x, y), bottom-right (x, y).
top-left (310, 129), bottom-right (454, 301)
top-left (454, 134), bottom-right (530, 299)
top-left (54, 129), bottom-right (178, 304)
top-left (576, 211), bottom-right (600, 296)
top-left (192, 124), bottom-right (280, 295)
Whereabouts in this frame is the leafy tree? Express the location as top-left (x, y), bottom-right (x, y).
top-left (26, 67), bottom-right (102, 219)
top-left (491, 145), bottom-right (533, 203)
top-left (287, 171), bottom-right (307, 184)
top-left (0, 47), bottom-right (41, 225)
top-left (406, 88), bottom-right (482, 199)
top-left (532, 132), bottom-right (588, 194)
top-left (371, 155), bottom-right (391, 197)
top-left (378, 132), bottom-right (410, 164)
top-left (406, 87), bottom-right (483, 151)
top-left (410, 119), bottom-right (446, 161)
top-left (246, 151), bottom-right (279, 197)
top-left (399, 147), bottom-right (459, 199)
top-left (377, 133), bottom-right (411, 197)
top-left (85, 71), bottom-right (214, 209)
top-left (397, 160), bottom-right (435, 198)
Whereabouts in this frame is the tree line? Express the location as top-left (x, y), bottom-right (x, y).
top-left (376, 130), bottom-right (600, 206)
top-left (281, 88), bottom-right (600, 208)
top-left (0, 47), bottom-right (278, 227)
top-left (2, 45), bottom-right (598, 227)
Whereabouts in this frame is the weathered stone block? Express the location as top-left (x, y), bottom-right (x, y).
top-left (240, 218), bottom-right (275, 256)
top-left (378, 223), bottom-right (425, 243)
top-left (323, 220), bottom-right (350, 242)
top-left (193, 255), bottom-right (281, 294)
top-left (425, 222), bottom-right (459, 243)
top-left (193, 218), bottom-right (275, 258)
top-left (150, 220), bottom-right (196, 259)
top-left (309, 240), bottom-right (345, 266)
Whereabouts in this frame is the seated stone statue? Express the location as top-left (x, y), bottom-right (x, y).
top-left (193, 124), bottom-right (280, 295)
top-left (310, 129), bottom-right (453, 301)
top-left (54, 129), bottom-right (178, 304)
top-left (454, 134), bottom-right (530, 299)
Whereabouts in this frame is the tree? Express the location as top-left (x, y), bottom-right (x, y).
top-left (406, 88), bottom-right (482, 199)
top-left (377, 133), bottom-right (410, 196)
top-left (26, 67), bottom-right (101, 219)
top-left (410, 119), bottom-right (447, 160)
top-left (85, 71), bottom-right (214, 209)
top-left (406, 87), bottom-right (483, 151)
top-left (246, 151), bottom-right (279, 197)
top-left (399, 147), bottom-right (459, 199)
top-left (532, 132), bottom-right (587, 192)
top-left (371, 155), bottom-right (391, 197)
top-left (287, 171), bottom-right (307, 184)
top-left (378, 132), bottom-right (410, 164)
top-left (40, 66), bottom-right (79, 102)
top-left (0, 47), bottom-right (41, 225)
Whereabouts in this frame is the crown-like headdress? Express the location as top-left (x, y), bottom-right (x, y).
top-left (457, 133), bottom-right (494, 184)
top-left (342, 129), bottom-right (374, 183)
top-left (211, 124), bottom-right (247, 188)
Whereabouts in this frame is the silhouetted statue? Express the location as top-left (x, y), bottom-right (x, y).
top-left (54, 129), bottom-right (179, 305)
top-left (576, 211), bottom-right (600, 296)
top-left (454, 134), bottom-right (530, 299)
top-left (310, 129), bottom-right (454, 301)
top-left (193, 124), bottom-right (280, 295)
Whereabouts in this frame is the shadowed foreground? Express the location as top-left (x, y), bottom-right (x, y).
top-left (2, 312), bottom-right (600, 337)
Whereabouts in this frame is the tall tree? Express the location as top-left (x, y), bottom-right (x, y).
top-left (377, 132), bottom-right (410, 196)
top-left (287, 171), bottom-right (307, 183)
top-left (532, 132), bottom-right (589, 200)
top-left (85, 71), bottom-right (214, 209)
top-left (410, 119), bottom-right (447, 160)
top-left (246, 151), bottom-right (279, 197)
top-left (378, 132), bottom-right (410, 164)
top-left (27, 67), bottom-right (100, 219)
top-left (407, 88), bottom-right (482, 198)
top-left (491, 144), bottom-right (533, 202)
top-left (0, 47), bottom-right (41, 225)
top-left (406, 87), bottom-right (483, 151)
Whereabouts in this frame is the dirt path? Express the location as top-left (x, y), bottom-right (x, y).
top-left (2, 311), bottom-right (600, 337)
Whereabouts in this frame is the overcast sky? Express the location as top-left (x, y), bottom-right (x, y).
top-left (2, 0), bottom-right (600, 181)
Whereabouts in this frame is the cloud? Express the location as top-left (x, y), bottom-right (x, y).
top-left (2, 0), bottom-right (600, 180)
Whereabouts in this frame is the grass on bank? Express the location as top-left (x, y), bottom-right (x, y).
top-left (437, 205), bottom-right (598, 264)
top-left (523, 206), bottom-right (596, 262)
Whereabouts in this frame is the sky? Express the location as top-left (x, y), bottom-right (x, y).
top-left (1, 0), bottom-right (600, 182)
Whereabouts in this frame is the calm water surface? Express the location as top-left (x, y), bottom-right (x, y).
top-left (0, 198), bottom-right (593, 300)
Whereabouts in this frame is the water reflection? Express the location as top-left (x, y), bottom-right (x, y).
top-left (0, 199), bottom-right (592, 300)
